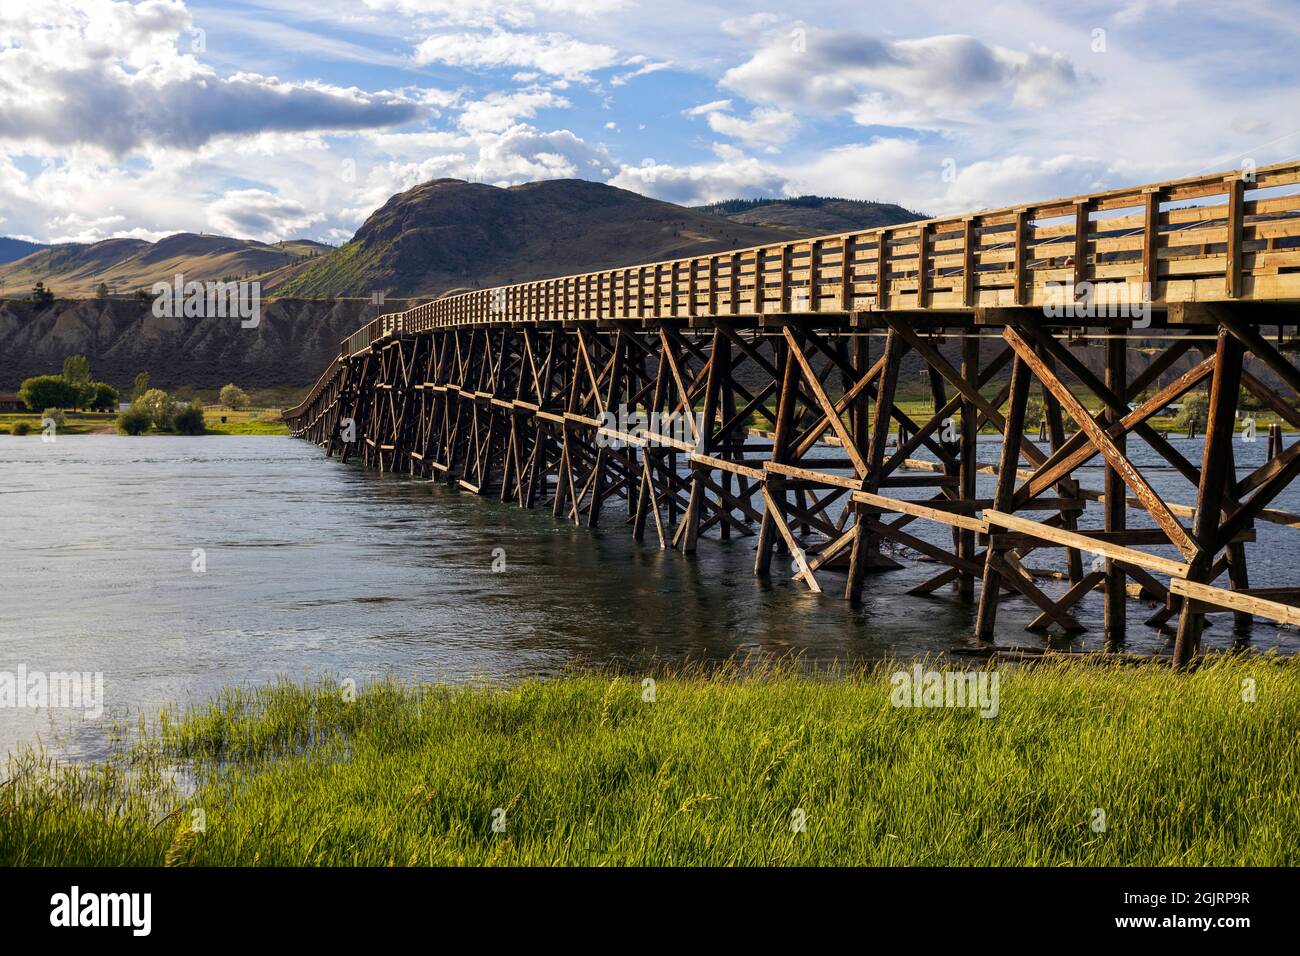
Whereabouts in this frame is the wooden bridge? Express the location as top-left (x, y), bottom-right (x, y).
top-left (284, 160), bottom-right (1300, 666)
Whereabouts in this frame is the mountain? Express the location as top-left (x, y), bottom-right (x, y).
top-left (696, 196), bottom-right (924, 235)
top-left (271, 178), bottom-right (797, 298)
top-left (0, 237), bottom-right (46, 266)
top-left (0, 235), bottom-right (333, 298)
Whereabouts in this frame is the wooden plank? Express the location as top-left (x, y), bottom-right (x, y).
top-left (852, 490), bottom-right (988, 534)
top-left (760, 486), bottom-right (821, 592)
top-left (1170, 578), bottom-right (1300, 626)
top-left (985, 510), bottom-right (1190, 577)
top-left (1225, 176), bottom-right (1245, 298)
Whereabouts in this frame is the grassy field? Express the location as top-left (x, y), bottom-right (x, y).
top-left (2, 657), bottom-right (1296, 866)
top-left (0, 407), bottom-right (288, 436)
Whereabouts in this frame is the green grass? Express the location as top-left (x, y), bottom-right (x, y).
top-left (201, 408), bottom-right (289, 435)
top-left (0, 407), bottom-right (288, 436)
top-left (0, 411), bottom-right (116, 435)
top-left (2, 657), bottom-right (1296, 866)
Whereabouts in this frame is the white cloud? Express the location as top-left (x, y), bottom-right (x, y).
top-left (413, 30), bottom-right (622, 80)
top-left (362, 0), bottom-right (627, 29)
top-left (720, 12), bottom-right (781, 40)
top-left (458, 89), bottom-right (571, 134)
top-left (722, 30), bottom-right (1082, 128)
top-left (0, 0), bottom-right (420, 156)
top-left (609, 155), bottom-right (786, 205)
top-left (205, 188), bottom-right (325, 241)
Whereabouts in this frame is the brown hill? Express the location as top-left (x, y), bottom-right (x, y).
top-left (0, 235), bottom-right (333, 298)
top-left (271, 178), bottom-right (796, 298)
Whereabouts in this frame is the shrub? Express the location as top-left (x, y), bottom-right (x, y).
top-left (1174, 392), bottom-right (1209, 430)
top-left (136, 389), bottom-right (176, 431)
top-left (41, 408), bottom-right (65, 428)
top-left (172, 401), bottom-right (206, 435)
top-left (12, 422), bottom-right (31, 436)
top-left (87, 382), bottom-right (119, 411)
top-left (116, 406), bottom-right (151, 435)
top-left (18, 375), bottom-right (79, 412)
top-left (219, 383), bottom-right (250, 410)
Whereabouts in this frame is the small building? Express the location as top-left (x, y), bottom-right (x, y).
top-left (0, 392), bottom-right (25, 412)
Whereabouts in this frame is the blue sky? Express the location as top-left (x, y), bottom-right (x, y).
top-left (1, 0), bottom-right (1297, 244)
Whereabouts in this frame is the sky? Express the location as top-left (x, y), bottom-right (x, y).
top-left (1, 0), bottom-right (1298, 246)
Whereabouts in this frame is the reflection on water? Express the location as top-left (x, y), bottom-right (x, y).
top-left (0, 435), bottom-right (1295, 760)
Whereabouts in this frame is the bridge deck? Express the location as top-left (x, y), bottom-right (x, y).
top-left (284, 162), bottom-right (1300, 666)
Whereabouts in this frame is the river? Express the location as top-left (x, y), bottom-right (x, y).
top-left (1, 434), bottom-right (1295, 761)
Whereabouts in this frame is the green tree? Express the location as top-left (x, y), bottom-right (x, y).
top-left (87, 382), bottom-right (119, 411)
top-left (132, 372), bottom-right (150, 402)
top-left (18, 375), bottom-right (79, 412)
top-left (31, 282), bottom-right (54, 307)
top-left (116, 406), bottom-right (151, 435)
top-left (1174, 392), bottom-right (1209, 430)
top-left (172, 401), bottom-right (206, 435)
top-left (62, 354), bottom-right (91, 385)
top-left (219, 383), bottom-right (250, 410)
top-left (136, 388), bottom-right (177, 431)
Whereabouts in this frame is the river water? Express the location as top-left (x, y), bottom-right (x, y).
top-left (1, 435), bottom-right (1296, 761)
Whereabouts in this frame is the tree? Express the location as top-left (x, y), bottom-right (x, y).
top-left (132, 372), bottom-right (150, 402)
top-left (172, 401), bottom-right (206, 435)
top-left (116, 406), bottom-right (151, 435)
top-left (87, 382), bottom-right (119, 411)
top-left (63, 354), bottom-right (91, 385)
top-left (219, 383), bottom-right (250, 410)
top-left (136, 389), bottom-right (177, 431)
top-left (18, 375), bottom-right (79, 412)
top-left (31, 282), bottom-right (55, 308)
top-left (95, 282), bottom-right (109, 300)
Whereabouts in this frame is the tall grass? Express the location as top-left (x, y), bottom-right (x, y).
top-left (2, 657), bottom-right (1296, 866)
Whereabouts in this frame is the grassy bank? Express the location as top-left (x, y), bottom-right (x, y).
top-left (0, 407), bottom-right (288, 435)
top-left (2, 658), bottom-right (1296, 866)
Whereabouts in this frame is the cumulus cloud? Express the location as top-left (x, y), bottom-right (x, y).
top-left (205, 188), bottom-right (324, 241)
top-left (684, 101), bottom-right (797, 148)
top-left (609, 154), bottom-right (786, 205)
top-left (458, 89), bottom-right (571, 134)
top-left (0, 0), bottom-right (420, 156)
top-left (413, 30), bottom-right (622, 80)
top-left (722, 30), bottom-right (1082, 127)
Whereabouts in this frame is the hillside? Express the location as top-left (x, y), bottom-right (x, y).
top-left (695, 196), bottom-right (923, 235)
top-left (0, 296), bottom-right (415, 391)
top-left (272, 178), bottom-right (794, 298)
top-left (0, 237), bottom-right (46, 266)
top-left (0, 235), bottom-right (333, 298)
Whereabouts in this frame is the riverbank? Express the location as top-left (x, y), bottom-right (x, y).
top-left (0, 408), bottom-right (288, 435)
top-left (2, 657), bottom-right (1296, 866)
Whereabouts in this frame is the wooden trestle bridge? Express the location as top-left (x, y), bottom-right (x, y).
top-left (284, 160), bottom-right (1300, 666)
